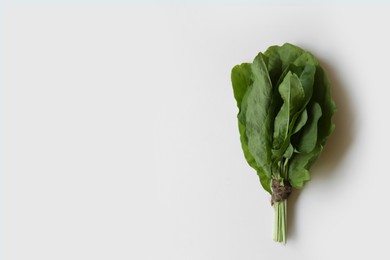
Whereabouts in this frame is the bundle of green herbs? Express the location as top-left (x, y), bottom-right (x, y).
top-left (231, 43), bottom-right (336, 243)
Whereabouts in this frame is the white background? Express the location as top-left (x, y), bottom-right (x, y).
top-left (4, 7), bottom-right (390, 259)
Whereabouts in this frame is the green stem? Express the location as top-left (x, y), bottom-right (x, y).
top-left (273, 200), bottom-right (287, 243)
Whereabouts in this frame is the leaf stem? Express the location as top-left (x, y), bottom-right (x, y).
top-left (273, 200), bottom-right (287, 243)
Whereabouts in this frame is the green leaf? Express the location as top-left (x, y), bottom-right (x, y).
top-left (232, 61), bottom-right (272, 193)
top-left (298, 64), bottom-right (316, 104)
top-left (293, 51), bottom-right (319, 67)
top-left (288, 146), bottom-right (323, 188)
top-left (231, 63), bottom-right (252, 109)
top-left (297, 102), bottom-right (322, 153)
top-left (238, 121), bottom-right (257, 170)
top-left (312, 67), bottom-right (337, 145)
top-left (265, 43), bottom-right (305, 74)
top-left (292, 109), bottom-right (308, 134)
top-left (258, 171), bottom-right (272, 194)
top-left (289, 168), bottom-right (311, 189)
top-left (245, 53), bottom-right (273, 180)
top-left (232, 63), bottom-right (257, 170)
top-left (232, 63), bottom-right (255, 165)
top-left (272, 72), bottom-right (305, 150)
top-left (283, 144), bottom-right (294, 159)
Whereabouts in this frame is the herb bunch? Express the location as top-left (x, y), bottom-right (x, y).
top-left (231, 43), bottom-right (336, 243)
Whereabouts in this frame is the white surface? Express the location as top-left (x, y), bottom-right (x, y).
top-left (3, 7), bottom-right (390, 259)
